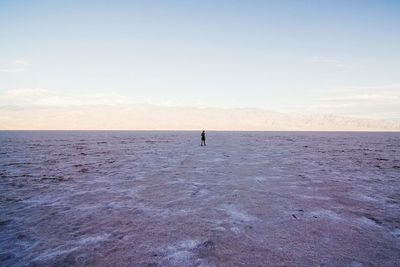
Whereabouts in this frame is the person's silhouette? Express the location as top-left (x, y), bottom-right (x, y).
top-left (201, 130), bottom-right (206, 146)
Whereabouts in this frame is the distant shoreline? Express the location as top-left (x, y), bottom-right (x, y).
top-left (1, 130), bottom-right (399, 133)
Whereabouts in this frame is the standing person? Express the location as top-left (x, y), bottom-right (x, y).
top-left (201, 130), bottom-right (206, 146)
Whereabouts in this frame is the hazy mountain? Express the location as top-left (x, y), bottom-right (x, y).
top-left (0, 104), bottom-right (399, 131)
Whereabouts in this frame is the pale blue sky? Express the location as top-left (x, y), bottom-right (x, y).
top-left (1, 0), bottom-right (400, 119)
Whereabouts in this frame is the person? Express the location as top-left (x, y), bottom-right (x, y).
top-left (201, 130), bottom-right (206, 146)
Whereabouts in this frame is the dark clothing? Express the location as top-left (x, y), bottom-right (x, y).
top-left (201, 131), bottom-right (206, 146)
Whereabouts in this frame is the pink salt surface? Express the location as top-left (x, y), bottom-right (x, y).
top-left (0, 131), bottom-right (399, 266)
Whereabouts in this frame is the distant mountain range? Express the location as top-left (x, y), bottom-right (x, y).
top-left (0, 104), bottom-right (399, 131)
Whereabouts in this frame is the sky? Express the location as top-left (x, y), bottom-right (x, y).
top-left (1, 0), bottom-right (400, 125)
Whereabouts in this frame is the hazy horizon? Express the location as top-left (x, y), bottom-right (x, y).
top-left (1, 103), bottom-right (399, 131)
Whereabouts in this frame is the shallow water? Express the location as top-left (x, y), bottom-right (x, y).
top-left (1, 131), bottom-right (399, 266)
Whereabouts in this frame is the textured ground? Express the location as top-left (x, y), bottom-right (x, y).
top-left (0, 131), bottom-right (399, 266)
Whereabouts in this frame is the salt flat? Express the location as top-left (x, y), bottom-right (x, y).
top-left (0, 131), bottom-right (399, 266)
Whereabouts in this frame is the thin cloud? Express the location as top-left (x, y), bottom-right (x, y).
top-left (5, 88), bottom-right (51, 97)
top-left (315, 85), bottom-right (400, 119)
top-left (322, 93), bottom-right (398, 102)
top-left (14, 59), bottom-right (31, 66)
top-left (326, 84), bottom-right (400, 93)
top-left (283, 84), bottom-right (400, 119)
top-left (0, 88), bottom-right (132, 107)
top-left (307, 56), bottom-right (347, 68)
top-left (0, 59), bottom-right (31, 73)
top-left (0, 68), bottom-right (25, 73)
